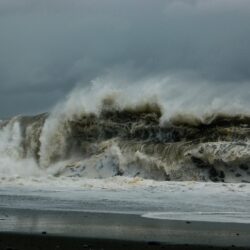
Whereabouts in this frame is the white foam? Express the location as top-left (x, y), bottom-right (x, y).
top-left (1, 75), bottom-right (250, 186)
top-left (0, 118), bottom-right (42, 178)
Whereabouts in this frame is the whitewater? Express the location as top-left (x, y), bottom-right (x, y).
top-left (1, 77), bottom-right (250, 189)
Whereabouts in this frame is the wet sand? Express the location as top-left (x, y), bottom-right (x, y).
top-left (1, 184), bottom-right (250, 249)
top-left (1, 232), bottom-right (250, 250)
top-left (1, 208), bottom-right (250, 249)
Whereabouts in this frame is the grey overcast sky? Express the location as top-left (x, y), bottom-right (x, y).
top-left (0, 0), bottom-right (250, 118)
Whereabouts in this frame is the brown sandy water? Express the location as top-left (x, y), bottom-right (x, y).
top-left (2, 101), bottom-right (250, 183)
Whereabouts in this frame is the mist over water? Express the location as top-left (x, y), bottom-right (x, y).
top-left (1, 76), bottom-right (250, 185)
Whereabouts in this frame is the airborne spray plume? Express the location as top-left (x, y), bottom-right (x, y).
top-left (1, 76), bottom-right (250, 183)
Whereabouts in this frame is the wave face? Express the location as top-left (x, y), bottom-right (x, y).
top-left (1, 96), bottom-right (250, 183)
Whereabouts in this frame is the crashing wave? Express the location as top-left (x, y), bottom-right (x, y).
top-left (1, 97), bottom-right (250, 183)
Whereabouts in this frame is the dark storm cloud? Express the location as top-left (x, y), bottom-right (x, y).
top-left (0, 0), bottom-right (250, 117)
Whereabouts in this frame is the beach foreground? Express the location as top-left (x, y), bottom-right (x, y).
top-left (1, 233), bottom-right (250, 250)
top-left (0, 181), bottom-right (250, 249)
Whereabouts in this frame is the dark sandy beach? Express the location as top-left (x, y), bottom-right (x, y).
top-left (1, 232), bottom-right (250, 250)
top-left (1, 185), bottom-right (250, 249)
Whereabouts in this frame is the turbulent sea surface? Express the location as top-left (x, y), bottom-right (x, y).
top-left (1, 92), bottom-right (250, 185)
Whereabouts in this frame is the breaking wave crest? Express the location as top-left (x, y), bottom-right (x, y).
top-left (1, 92), bottom-right (250, 183)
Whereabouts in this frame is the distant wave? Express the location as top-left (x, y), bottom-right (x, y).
top-left (1, 95), bottom-right (250, 183)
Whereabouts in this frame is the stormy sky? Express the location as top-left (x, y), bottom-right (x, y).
top-left (0, 0), bottom-right (250, 118)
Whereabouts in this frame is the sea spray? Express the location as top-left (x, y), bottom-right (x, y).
top-left (0, 116), bottom-right (42, 177)
top-left (1, 79), bottom-right (250, 182)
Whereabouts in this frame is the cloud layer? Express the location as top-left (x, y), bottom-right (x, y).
top-left (0, 0), bottom-right (250, 117)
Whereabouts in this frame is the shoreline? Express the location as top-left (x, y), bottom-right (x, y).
top-left (1, 207), bottom-right (250, 248)
top-left (1, 183), bottom-right (250, 248)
